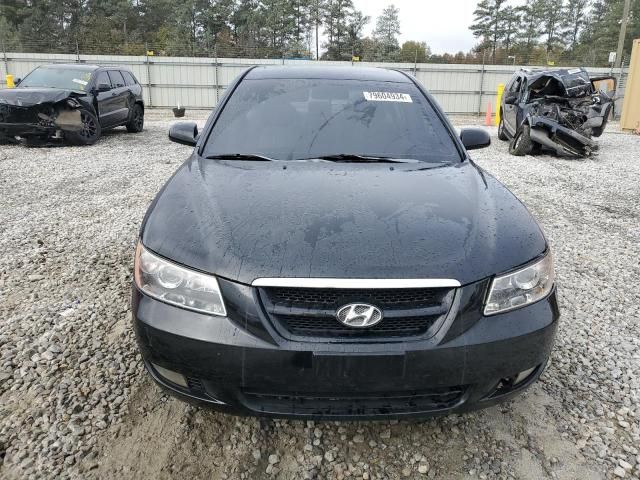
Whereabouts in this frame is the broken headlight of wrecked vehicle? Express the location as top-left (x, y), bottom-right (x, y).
top-left (503, 68), bottom-right (615, 158)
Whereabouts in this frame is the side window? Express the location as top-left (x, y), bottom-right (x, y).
top-left (518, 80), bottom-right (528, 101)
top-left (510, 76), bottom-right (522, 93)
top-left (95, 71), bottom-right (111, 89)
top-left (108, 70), bottom-right (125, 88)
top-left (122, 71), bottom-right (136, 86)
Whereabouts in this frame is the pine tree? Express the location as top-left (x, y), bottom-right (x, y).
top-left (469, 0), bottom-right (508, 62)
top-left (539, 0), bottom-right (564, 55)
top-left (373, 4), bottom-right (401, 61)
top-left (562, 0), bottom-right (590, 49)
top-left (501, 6), bottom-right (520, 54)
top-left (516, 0), bottom-right (545, 53)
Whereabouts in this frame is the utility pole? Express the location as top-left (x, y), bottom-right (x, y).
top-left (614, 0), bottom-right (631, 68)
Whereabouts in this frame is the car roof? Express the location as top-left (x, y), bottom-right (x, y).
top-left (40, 64), bottom-right (101, 71)
top-left (517, 67), bottom-right (588, 79)
top-left (39, 64), bottom-right (133, 72)
top-left (245, 66), bottom-right (412, 83)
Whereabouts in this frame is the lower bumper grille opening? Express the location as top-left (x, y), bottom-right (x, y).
top-left (241, 386), bottom-right (466, 416)
top-left (186, 376), bottom-right (205, 393)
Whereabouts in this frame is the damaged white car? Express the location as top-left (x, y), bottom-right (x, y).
top-left (498, 68), bottom-right (615, 157)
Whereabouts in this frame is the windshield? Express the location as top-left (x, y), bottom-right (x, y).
top-left (203, 78), bottom-right (461, 163)
top-left (19, 67), bottom-right (93, 92)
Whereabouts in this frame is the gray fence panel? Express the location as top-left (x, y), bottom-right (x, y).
top-left (1, 52), bottom-right (627, 115)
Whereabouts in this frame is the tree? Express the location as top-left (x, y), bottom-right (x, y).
top-left (562, 0), bottom-right (590, 49)
top-left (516, 0), bottom-right (544, 53)
top-left (345, 10), bottom-right (370, 58)
top-left (399, 40), bottom-right (430, 63)
top-left (501, 6), bottom-right (520, 54)
top-left (539, 0), bottom-right (565, 54)
top-left (309, 0), bottom-right (328, 59)
top-left (575, 0), bottom-right (640, 65)
top-left (469, 0), bottom-right (508, 62)
top-left (323, 0), bottom-right (356, 60)
top-left (373, 4), bottom-right (401, 60)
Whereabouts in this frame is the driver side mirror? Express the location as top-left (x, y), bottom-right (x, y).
top-left (96, 83), bottom-right (111, 93)
top-left (460, 128), bottom-right (491, 151)
top-left (169, 122), bottom-right (199, 146)
top-left (504, 92), bottom-right (518, 105)
top-left (14, 77), bottom-right (21, 85)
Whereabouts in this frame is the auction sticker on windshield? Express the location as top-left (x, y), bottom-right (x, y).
top-left (363, 91), bottom-right (413, 102)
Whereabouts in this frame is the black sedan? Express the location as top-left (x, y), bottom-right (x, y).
top-left (0, 64), bottom-right (144, 145)
top-left (133, 66), bottom-right (559, 419)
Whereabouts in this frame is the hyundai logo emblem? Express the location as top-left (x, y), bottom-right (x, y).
top-left (336, 303), bottom-right (383, 328)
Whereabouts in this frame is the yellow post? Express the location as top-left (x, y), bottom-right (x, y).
top-left (6, 74), bottom-right (15, 88)
top-left (495, 83), bottom-right (504, 126)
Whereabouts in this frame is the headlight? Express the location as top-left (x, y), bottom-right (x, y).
top-left (484, 253), bottom-right (555, 315)
top-left (134, 242), bottom-right (227, 316)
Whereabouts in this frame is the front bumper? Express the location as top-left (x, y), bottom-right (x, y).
top-left (133, 279), bottom-right (560, 420)
top-left (0, 122), bottom-right (57, 139)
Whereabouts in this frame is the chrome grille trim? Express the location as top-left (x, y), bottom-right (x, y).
top-left (251, 278), bottom-right (461, 289)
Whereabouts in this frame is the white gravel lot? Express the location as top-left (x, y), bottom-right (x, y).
top-left (0, 113), bottom-right (639, 480)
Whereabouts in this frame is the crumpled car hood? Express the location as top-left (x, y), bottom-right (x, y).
top-left (141, 157), bottom-right (547, 286)
top-left (0, 88), bottom-right (79, 107)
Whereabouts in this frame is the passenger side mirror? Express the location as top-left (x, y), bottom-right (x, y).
top-left (14, 78), bottom-right (21, 85)
top-left (96, 83), bottom-right (111, 92)
top-left (460, 128), bottom-right (491, 151)
top-left (169, 122), bottom-right (199, 146)
top-left (504, 92), bottom-right (518, 105)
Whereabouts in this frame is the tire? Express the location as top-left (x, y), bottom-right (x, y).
top-left (497, 115), bottom-right (509, 141)
top-left (126, 104), bottom-right (144, 133)
top-left (509, 124), bottom-right (534, 156)
top-left (65, 109), bottom-right (101, 146)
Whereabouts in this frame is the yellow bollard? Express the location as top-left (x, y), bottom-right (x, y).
top-left (495, 83), bottom-right (504, 126)
top-left (6, 74), bottom-right (15, 88)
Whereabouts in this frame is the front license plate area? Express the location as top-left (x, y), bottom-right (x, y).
top-left (313, 353), bottom-right (405, 385)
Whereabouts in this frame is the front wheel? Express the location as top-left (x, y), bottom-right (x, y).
top-left (509, 124), bottom-right (534, 156)
top-left (126, 104), bottom-right (144, 133)
top-left (497, 116), bottom-right (509, 141)
top-left (65, 109), bottom-right (102, 146)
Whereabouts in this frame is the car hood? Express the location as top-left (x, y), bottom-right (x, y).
top-left (0, 88), bottom-right (80, 106)
top-left (142, 157), bottom-right (546, 286)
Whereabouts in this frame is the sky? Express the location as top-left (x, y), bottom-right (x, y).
top-left (353, 0), bottom-right (482, 54)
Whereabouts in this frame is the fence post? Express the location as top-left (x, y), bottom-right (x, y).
top-left (214, 45), bottom-right (219, 105)
top-left (614, 56), bottom-right (626, 119)
top-left (478, 50), bottom-right (487, 116)
top-left (2, 40), bottom-right (8, 79)
top-left (145, 43), bottom-right (153, 107)
top-left (413, 47), bottom-right (418, 77)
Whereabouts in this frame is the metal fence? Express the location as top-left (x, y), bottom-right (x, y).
top-left (1, 51), bottom-right (628, 115)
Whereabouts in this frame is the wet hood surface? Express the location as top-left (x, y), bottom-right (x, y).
top-left (142, 157), bottom-right (546, 286)
top-left (0, 88), bottom-right (81, 107)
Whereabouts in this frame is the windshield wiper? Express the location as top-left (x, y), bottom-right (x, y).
top-left (205, 153), bottom-right (276, 161)
top-left (298, 154), bottom-right (417, 163)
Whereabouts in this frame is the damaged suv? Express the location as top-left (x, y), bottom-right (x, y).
top-left (0, 64), bottom-right (144, 146)
top-left (498, 68), bottom-right (614, 157)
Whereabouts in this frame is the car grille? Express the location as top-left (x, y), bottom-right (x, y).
top-left (0, 104), bottom-right (45, 124)
top-left (241, 386), bottom-right (467, 416)
top-left (258, 286), bottom-right (455, 340)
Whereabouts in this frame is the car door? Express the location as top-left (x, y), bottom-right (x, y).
top-left (105, 70), bottom-right (130, 125)
top-left (503, 75), bottom-right (522, 135)
top-left (93, 70), bottom-right (121, 128)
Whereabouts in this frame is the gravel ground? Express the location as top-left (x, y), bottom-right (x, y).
top-left (0, 113), bottom-right (639, 480)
